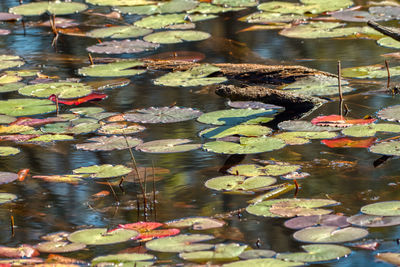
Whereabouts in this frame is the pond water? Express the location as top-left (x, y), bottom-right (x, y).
top-left (0, 0), bottom-right (400, 266)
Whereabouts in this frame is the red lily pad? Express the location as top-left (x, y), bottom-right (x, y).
top-left (311, 115), bottom-right (376, 127)
top-left (10, 117), bottom-right (65, 127)
top-left (0, 172), bottom-right (18, 185)
top-left (118, 222), bottom-right (180, 241)
top-left (0, 245), bottom-right (39, 258)
top-left (48, 92), bottom-right (108, 105)
top-left (284, 214), bottom-right (350, 230)
top-left (0, 134), bottom-right (40, 142)
top-left (321, 137), bottom-right (376, 148)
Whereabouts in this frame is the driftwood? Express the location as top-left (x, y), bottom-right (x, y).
top-left (367, 21), bottom-right (400, 42)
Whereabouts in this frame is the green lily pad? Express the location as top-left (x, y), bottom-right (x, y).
top-left (87, 26), bottom-right (152, 39)
top-left (180, 243), bottom-right (248, 262)
top-left (377, 37), bottom-right (400, 49)
top-left (86, 0), bottom-right (157, 6)
top-left (0, 125), bottom-right (34, 134)
top-left (97, 123), bottom-right (146, 135)
top-left (377, 105), bottom-right (400, 122)
top-left (244, 12), bottom-right (306, 24)
top-left (0, 55), bottom-right (24, 71)
top-left (300, 0), bottom-right (353, 11)
top-left (0, 98), bottom-right (56, 116)
top-left (188, 3), bottom-right (245, 14)
top-left (116, 0), bottom-right (198, 15)
top-left (278, 120), bottom-right (339, 132)
top-left (223, 258), bottom-right (303, 267)
top-left (70, 107), bottom-right (104, 116)
top-left (0, 82), bottom-right (24, 93)
top-left (19, 82), bottom-right (92, 99)
top-left (27, 134), bottom-right (74, 143)
top-left (342, 64), bottom-right (400, 79)
top-left (87, 39), bottom-right (159, 54)
top-left (36, 241), bottom-right (86, 253)
top-left (228, 164), bottom-right (301, 177)
top-left (154, 64), bottom-right (225, 86)
top-left (146, 234), bottom-right (214, 253)
top-left (0, 75), bottom-right (21, 84)
top-left (134, 13), bottom-right (216, 29)
top-left (369, 141), bottom-right (400, 156)
top-left (78, 60), bottom-right (146, 77)
top-left (9, 2), bottom-right (87, 16)
top-left (144, 30), bottom-right (211, 44)
top-left (293, 226), bottom-right (368, 243)
top-left (213, 0), bottom-right (258, 7)
top-left (277, 244), bottom-right (351, 263)
top-left (342, 123), bottom-right (400, 137)
top-left (67, 228), bottom-right (138, 245)
top-left (92, 253), bottom-right (155, 266)
top-left (0, 146), bottom-right (20, 156)
top-left (5, 69), bottom-right (38, 77)
top-left (166, 217), bottom-right (225, 230)
top-left (239, 249), bottom-right (276, 260)
top-left (0, 193), bottom-right (17, 204)
top-left (205, 175), bottom-right (276, 192)
top-left (275, 131), bottom-right (338, 145)
top-left (136, 139), bottom-right (201, 153)
top-left (0, 115), bottom-right (16, 124)
top-left (73, 164), bottom-right (132, 179)
top-left (41, 120), bottom-right (100, 135)
top-left (279, 22), bottom-right (363, 39)
top-left (124, 106), bottom-right (202, 123)
top-left (199, 125), bottom-right (272, 139)
top-left (197, 109), bottom-right (275, 126)
top-left (361, 201), bottom-right (400, 216)
top-left (258, 1), bottom-right (352, 15)
top-left (76, 136), bottom-right (142, 151)
top-left (203, 137), bottom-right (286, 154)
top-left (347, 214), bottom-right (400, 227)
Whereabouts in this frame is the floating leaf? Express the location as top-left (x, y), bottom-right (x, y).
top-left (124, 106), bottom-right (202, 123)
top-left (166, 217), bottom-right (225, 230)
top-left (86, 0), bottom-right (157, 6)
top-left (134, 13), bottom-right (216, 29)
top-left (258, 1), bottom-right (352, 15)
top-left (227, 101), bottom-right (282, 110)
top-left (27, 134), bottom-right (74, 143)
top-left (0, 245), bottom-right (38, 258)
top-left (361, 201), bottom-right (400, 216)
top-left (228, 164), bottom-right (300, 177)
top-left (203, 137), bottom-right (286, 154)
top-left (284, 215), bottom-right (350, 230)
top-left (342, 123), bottom-right (400, 137)
top-left (0, 12), bottom-right (21, 21)
top-left (369, 6), bottom-right (400, 20)
top-left (87, 26), bottom-right (152, 39)
top-left (36, 241), bottom-right (86, 253)
top-left (0, 55), bottom-right (24, 71)
top-left (0, 75), bottom-right (21, 84)
top-left (347, 214), bottom-right (400, 227)
top-left (97, 123), bottom-right (146, 135)
top-left (0, 125), bottom-right (33, 134)
top-left (277, 244), bottom-right (351, 263)
top-left (0, 172), bottom-right (18, 184)
top-left (48, 92), bottom-right (107, 105)
top-left (0, 115), bottom-right (16, 124)
top-left (68, 228), bottom-right (138, 245)
top-left (76, 136), bottom-right (142, 151)
top-left (0, 193), bottom-right (17, 204)
top-left (144, 30), bottom-right (211, 44)
top-left (136, 139), bottom-right (201, 153)
top-left (197, 109), bottom-right (275, 126)
top-left (87, 40), bottom-right (159, 54)
top-left (342, 64), bottom-right (400, 79)
top-left (0, 147), bottom-right (20, 156)
top-left (0, 98), bottom-right (56, 116)
top-left (332, 10), bottom-right (381, 22)
top-left (239, 249), bottom-right (276, 260)
top-left (369, 141), bottom-right (400, 156)
top-left (376, 253), bottom-right (400, 266)
top-left (73, 164), bottom-right (132, 179)
top-left (119, 222), bottom-right (180, 240)
top-left (293, 226), bottom-right (368, 243)
top-left (275, 131), bottom-right (338, 145)
top-left (78, 60), bottom-right (146, 77)
top-left (322, 137), bottom-right (376, 148)
top-left (279, 22), bottom-right (358, 39)
top-left (377, 105), bottom-right (400, 122)
top-left (19, 82), bottom-right (92, 99)
top-left (199, 125), bottom-right (272, 139)
top-left (9, 2), bottom-right (87, 16)
top-left (213, 0), bottom-right (258, 7)
top-left (145, 234), bottom-right (214, 253)
top-left (154, 64), bottom-right (225, 86)
top-left (116, 0), bottom-right (198, 15)
top-left (205, 175), bottom-right (276, 192)
top-left (244, 12), bottom-right (306, 24)
top-left (377, 37), bottom-right (400, 49)
top-left (11, 116), bottom-right (65, 127)
top-left (180, 243), bottom-right (248, 262)
top-left (32, 174), bottom-right (83, 184)
top-left (92, 253), bottom-right (155, 266)
top-left (70, 107), bottom-right (104, 116)
top-left (188, 3), bottom-right (245, 14)
top-left (41, 120), bottom-right (100, 135)
top-left (311, 115), bottom-right (376, 127)
top-left (223, 258), bottom-right (303, 267)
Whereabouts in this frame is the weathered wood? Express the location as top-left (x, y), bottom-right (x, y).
top-left (367, 21), bottom-right (400, 42)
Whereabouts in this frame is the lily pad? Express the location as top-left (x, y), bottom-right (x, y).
top-left (86, 0), bottom-right (157, 6)
top-left (197, 109), bottom-right (275, 126)
top-left (342, 64), bottom-right (400, 79)
top-left (166, 217), bottom-right (225, 230)
top-left (0, 12), bottom-right (21, 21)
top-left (78, 60), bottom-right (146, 77)
top-left (244, 12), bottom-right (307, 24)
top-left (76, 136), bottom-right (142, 151)
top-left (376, 253), bottom-right (400, 266)
top-left (0, 98), bottom-right (56, 116)
top-left (361, 201), bottom-right (400, 216)
top-left (0, 55), bottom-right (24, 71)
top-left (117, 0), bottom-right (198, 15)
top-left (134, 13), bottom-right (216, 29)
top-left (199, 125), bottom-right (272, 139)
top-left (9, 2), bottom-right (87, 16)
top-left (27, 134), bottom-right (74, 143)
top-left (377, 105), bottom-right (400, 122)
top-left (0, 172), bottom-right (18, 184)
top-left (97, 123), bottom-right (146, 135)
top-left (0, 75), bottom-right (21, 84)
top-left (87, 39), bottom-right (159, 54)
top-left (0, 147), bottom-right (20, 157)
top-left (205, 175), bottom-right (276, 192)
top-left (332, 10), bottom-right (381, 22)
top-left (279, 22), bottom-right (363, 39)
top-left (92, 253), bottom-right (155, 266)
top-left (223, 258), bottom-right (303, 267)
top-left (311, 115), bottom-right (376, 127)
top-left (278, 120), bottom-right (339, 132)
top-left (228, 164), bottom-right (301, 177)
top-left (203, 137), bottom-right (286, 154)
top-left (136, 139), bottom-right (201, 153)
top-left (275, 131), bottom-right (338, 145)
top-left (87, 26), bottom-right (152, 39)
top-left (67, 228), bottom-right (138, 245)
top-left (0, 125), bottom-right (33, 134)
top-left (284, 214), bottom-right (350, 230)
top-left (119, 222), bottom-right (180, 241)
top-left (73, 164), bottom-right (132, 179)
top-left (0, 193), bottom-right (17, 204)
top-left (322, 137), bottom-right (376, 148)
top-left (146, 234), bottom-right (215, 253)
top-left (369, 6), bottom-right (400, 20)
top-left (347, 214), bottom-right (400, 227)
top-left (70, 107), bottom-right (104, 116)
top-left (293, 226), bottom-right (368, 243)
top-left (258, 1), bottom-right (352, 15)
top-left (144, 30), bottom-right (211, 44)
top-left (227, 101), bottom-right (282, 110)
top-left (124, 106), bottom-right (202, 123)
top-left (188, 3), bottom-right (245, 14)
top-left (0, 83), bottom-right (25, 93)
top-left (179, 243), bottom-right (248, 262)
top-left (0, 115), bottom-right (16, 124)
top-left (369, 141), bottom-right (400, 156)
top-left (239, 249), bottom-right (276, 260)
top-left (35, 241), bottom-right (86, 253)
top-left (41, 120), bottom-right (100, 135)
top-left (19, 82), bottom-right (92, 99)
top-left (154, 64), bottom-right (225, 86)
top-left (342, 123), bottom-right (400, 137)
top-left (213, 0), bottom-right (258, 7)
top-left (277, 244), bottom-right (351, 263)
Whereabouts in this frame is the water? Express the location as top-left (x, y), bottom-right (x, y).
top-left (0, 0), bottom-right (400, 266)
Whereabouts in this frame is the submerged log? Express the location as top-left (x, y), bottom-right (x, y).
top-left (367, 21), bottom-right (400, 42)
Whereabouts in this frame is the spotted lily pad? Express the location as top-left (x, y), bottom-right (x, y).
top-left (277, 244), bottom-right (351, 263)
top-left (0, 172), bottom-right (18, 184)
top-left (87, 40), bottom-right (159, 54)
top-left (342, 123), bottom-right (400, 137)
top-left (205, 175), bottom-right (276, 192)
top-left (124, 106), bottom-right (202, 123)
top-left (342, 64), bottom-right (400, 79)
top-left (223, 258), bottom-right (303, 266)
top-left (0, 55), bottom-right (24, 71)
top-left (203, 137), bottom-right (286, 154)
top-left (9, 2), bottom-right (87, 16)
top-left (377, 105), bottom-right (400, 122)
top-left (180, 243), bottom-right (248, 262)
top-left (0, 147), bottom-right (20, 156)
top-left (361, 201), bottom-right (400, 216)
top-left (275, 131), bottom-right (338, 145)
top-left (197, 109), bottom-right (275, 126)
top-left (347, 214), bottom-right (400, 227)
top-left (0, 193), bottom-right (17, 204)
top-left (146, 234), bottom-right (215, 253)
top-left (166, 217), bottom-right (225, 230)
top-left (144, 30), bottom-right (211, 44)
top-left (284, 215), bottom-right (350, 230)
top-left (76, 136), bottom-right (142, 151)
top-left (0, 98), bottom-right (56, 116)
top-left (278, 120), bottom-right (339, 132)
top-left (19, 82), bottom-right (92, 99)
top-left (36, 241), bottom-right (86, 253)
top-left (78, 60), bottom-right (146, 77)
top-left (97, 123), bottom-right (146, 135)
top-left (68, 228), bottom-right (138, 245)
top-left (136, 139), bottom-right (201, 153)
top-left (199, 125), bottom-right (272, 139)
top-left (154, 64), bottom-right (225, 87)
top-left (92, 253), bottom-right (155, 266)
top-left (228, 164), bottom-right (301, 177)
top-left (134, 13), bottom-right (216, 29)
top-left (293, 226), bottom-right (368, 243)
top-left (73, 164), bottom-right (132, 179)
top-left (87, 26), bottom-right (152, 39)
top-left (369, 141), bottom-right (400, 156)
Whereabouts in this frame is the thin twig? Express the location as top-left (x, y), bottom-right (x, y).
top-left (338, 60), bottom-right (344, 117)
top-left (385, 60), bottom-right (392, 93)
top-left (143, 167), bottom-right (147, 222)
top-left (107, 181), bottom-right (119, 204)
top-left (10, 214), bottom-right (14, 237)
top-left (152, 160), bottom-right (157, 221)
top-left (55, 94), bottom-right (59, 116)
top-left (88, 53), bottom-right (94, 65)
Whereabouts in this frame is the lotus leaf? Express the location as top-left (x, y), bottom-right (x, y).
top-left (78, 60), bottom-right (146, 77)
top-left (76, 136), bottom-right (142, 151)
top-left (166, 217), bottom-right (225, 230)
top-left (73, 164), bottom-right (132, 179)
top-left (0, 125), bottom-right (34, 134)
top-left (145, 234), bottom-right (214, 253)
top-left (239, 249), bottom-right (276, 260)
top-left (180, 243), bottom-right (248, 262)
top-left (134, 13), bottom-right (216, 29)
top-left (117, 0), bottom-right (198, 15)
top-left (244, 12), bottom-right (306, 24)
top-left (9, 2), bottom-right (87, 16)
top-left (36, 241), bottom-right (86, 253)
top-left (369, 6), bottom-right (400, 20)
top-left (97, 123), bottom-right (146, 135)
top-left (369, 141), bottom-right (400, 156)
top-left (197, 109), bottom-right (275, 126)
top-left (275, 131), bottom-right (338, 145)
top-left (342, 123), bottom-right (400, 137)
top-left (228, 164), bottom-right (300, 177)
top-left (284, 215), bottom-right (350, 230)
top-left (154, 64), bottom-right (225, 86)
top-left (19, 82), bottom-right (92, 99)
top-left (27, 134), bottom-right (74, 143)
top-left (0, 82), bottom-right (24, 93)
top-left (342, 64), bottom-right (400, 79)
top-left (277, 244), bottom-right (351, 262)
top-left (376, 253), bottom-right (400, 266)
top-left (70, 107), bottom-right (104, 116)
top-left (0, 193), bottom-right (17, 204)
top-left (0, 98), bottom-right (56, 116)
top-left (347, 214), bottom-right (400, 227)
top-left (205, 175), bottom-right (276, 192)
top-left (361, 201), bottom-right (400, 216)
top-left (68, 228), bottom-right (138, 245)
top-left (188, 3), bottom-right (245, 14)
top-left (278, 120), bottom-right (338, 132)
top-left (86, 26), bottom-right (152, 39)
top-left (86, 0), bottom-right (156, 6)
top-left (136, 139), bottom-right (201, 153)
top-left (279, 22), bottom-right (364, 39)
top-left (0, 115), bottom-right (16, 124)
top-left (203, 137), bottom-right (286, 154)
top-left (199, 125), bottom-right (272, 139)
top-left (92, 253), bottom-right (155, 266)
top-left (0, 172), bottom-right (18, 184)
top-left (377, 105), bottom-right (400, 122)
top-left (212, 0), bottom-right (258, 7)
top-left (87, 39), bottom-right (159, 54)
top-left (0, 147), bottom-right (20, 156)
top-left (293, 226), bottom-right (368, 243)
top-left (144, 30), bottom-right (211, 44)
top-left (124, 106), bottom-right (202, 123)
top-left (0, 55), bottom-right (24, 71)
top-left (41, 120), bottom-right (100, 135)
top-left (223, 258), bottom-right (303, 267)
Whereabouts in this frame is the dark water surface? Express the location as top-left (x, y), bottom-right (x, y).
top-left (0, 0), bottom-right (400, 266)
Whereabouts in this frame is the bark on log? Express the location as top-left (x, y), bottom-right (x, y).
top-left (367, 21), bottom-right (400, 42)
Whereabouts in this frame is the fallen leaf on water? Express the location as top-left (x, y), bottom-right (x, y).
top-left (48, 92), bottom-right (107, 106)
top-left (17, 169), bottom-right (29, 181)
top-left (321, 137), bottom-right (376, 148)
top-left (92, 190), bottom-right (110, 198)
top-left (0, 245), bottom-right (39, 258)
top-left (311, 115), bottom-right (376, 127)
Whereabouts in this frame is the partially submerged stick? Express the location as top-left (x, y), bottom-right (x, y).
top-left (338, 60), bottom-right (344, 117)
top-left (367, 20), bottom-right (400, 42)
